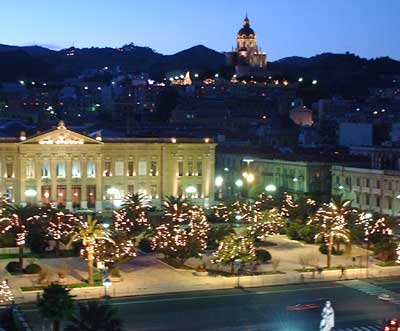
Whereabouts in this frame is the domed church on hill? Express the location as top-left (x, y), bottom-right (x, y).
top-left (225, 15), bottom-right (267, 77)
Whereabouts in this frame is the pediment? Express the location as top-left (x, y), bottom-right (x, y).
top-left (22, 122), bottom-right (102, 145)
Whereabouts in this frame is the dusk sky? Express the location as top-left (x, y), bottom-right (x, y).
top-left (1, 0), bottom-right (399, 60)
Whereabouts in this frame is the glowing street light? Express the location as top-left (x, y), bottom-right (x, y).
top-left (246, 173), bottom-right (255, 183)
top-left (312, 80), bottom-right (318, 85)
top-left (265, 184), bottom-right (277, 192)
top-left (235, 179), bottom-right (244, 188)
top-left (215, 176), bottom-right (224, 187)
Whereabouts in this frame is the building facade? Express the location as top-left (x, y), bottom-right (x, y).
top-left (332, 165), bottom-right (400, 216)
top-left (0, 121), bottom-right (215, 210)
top-left (216, 148), bottom-right (332, 200)
top-left (225, 15), bottom-right (267, 77)
top-left (252, 159), bottom-right (332, 200)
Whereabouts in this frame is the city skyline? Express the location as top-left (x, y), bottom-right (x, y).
top-left (1, 0), bottom-right (400, 60)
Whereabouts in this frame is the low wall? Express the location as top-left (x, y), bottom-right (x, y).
top-left (0, 247), bottom-right (31, 255)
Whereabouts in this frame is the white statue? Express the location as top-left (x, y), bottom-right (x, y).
top-left (320, 300), bottom-right (335, 331)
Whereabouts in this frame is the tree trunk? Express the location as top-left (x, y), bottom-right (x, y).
top-left (231, 262), bottom-right (234, 274)
top-left (18, 245), bottom-right (24, 270)
top-left (87, 247), bottom-right (94, 286)
top-left (336, 240), bottom-right (340, 252)
top-left (53, 319), bottom-right (60, 331)
top-left (327, 235), bottom-right (333, 268)
top-left (55, 240), bottom-right (60, 257)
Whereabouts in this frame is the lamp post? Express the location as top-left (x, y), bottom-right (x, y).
top-left (235, 179), bottom-right (244, 198)
top-left (24, 188), bottom-right (37, 205)
top-left (215, 176), bottom-right (223, 200)
top-left (102, 278), bottom-right (112, 299)
top-left (234, 258), bottom-right (242, 288)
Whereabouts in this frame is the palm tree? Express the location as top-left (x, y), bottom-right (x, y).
top-left (0, 196), bottom-right (39, 269)
top-left (64, 301), bottom-right (123, 331)
top-left (163, 196), bottom-right (190, 223)
top-left (308, 195), bottom-right (352, 268)
top-left (67, 215), bottom-right (112, 285)
top-left (37, 283), bottom-right (74, 331)
top-left (113, 193), bottom-right (151, 236)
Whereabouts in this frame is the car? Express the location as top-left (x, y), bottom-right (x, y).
top-left (378, 293), bottom-right (396, 301)
top-left (287, 302), bottom-right (321, 311)
top-left (384, 319), bottom-right (400, 331)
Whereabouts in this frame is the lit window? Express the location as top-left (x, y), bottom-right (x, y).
top-left (41, 162), bottom-right (50, 178)
top-left (178, 161), bottom-right (183, 177)
top-left (115, 161), bottom-right (124, 176)
top-left (188, 161), bottom-right (194, 176)
top-left (72, 161), bottom-right (81, 178)
top-left (150, 161), bottom-right (157, 176)
top-left (138, 160), bottom-right (147, 176)
top-left (127, 161), bottom-right (135, 176)
top-left (6, 163), bottom-right (13, 178)
top-left (56, 161), bottom-right (66, 178)
top-left (87, 161), bottom-right (96, 178)
top-left (197, 161), bottom-right (203, 177)
top-left (104, 161), bottom-right (112, 176)
top-left (25, 161), bottom-right (34, 179)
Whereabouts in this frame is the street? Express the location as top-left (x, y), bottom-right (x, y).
top-left (21, 278), bottom-right (400, 331)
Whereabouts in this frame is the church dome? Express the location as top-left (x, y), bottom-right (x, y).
top-left (237, 16), bottom-right (255, 37)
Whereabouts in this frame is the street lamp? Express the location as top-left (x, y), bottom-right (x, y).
top-left (265, 184), bottom-right (277, 193)
top-left (235, 179), bottom-right (243, 188)
top-left (234, 258), bottom-right (242, 288)
top-left (24, 188), bottom-right (37, 205)
top-left (102, 278), bottom-right (112, 299)
top-left (215, 176), bottom-right (224, 200)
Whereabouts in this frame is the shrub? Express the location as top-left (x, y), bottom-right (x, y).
top-left (110, 267), bottom-right (121, 278)
top-left (207, 224), bottom-right (234, 250)
top-left (374, 240), bottom-right (397, 262)
top-left (26, 224), bottom-right (48, 254)
top-left (24, 263), bottom-right (42, 274)
top-left (139, 238), bottom-right (153, 253)
top-left (0, 232), bottom-right (16, 247)
top-left (319, 244), bottom-right (343, 256)
top-left (38, 270), bottom-right (49, 285)
top-left (255, 249), bottom-right (272, 264)
top-left (6, 261), bottom-right (21, 273)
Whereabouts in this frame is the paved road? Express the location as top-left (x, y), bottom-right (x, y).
top-left (21, 278), bottom-right (400, 331)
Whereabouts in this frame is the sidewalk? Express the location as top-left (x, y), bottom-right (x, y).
top-left (2, 235), bottom-right (400, 304)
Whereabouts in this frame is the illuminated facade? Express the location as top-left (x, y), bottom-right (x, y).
top-left (0, 121), bottom-right (215, 210)
top-left (332, 165), bottom-right (400, 216)
top-left (225, 15), bottom-right (267, 77)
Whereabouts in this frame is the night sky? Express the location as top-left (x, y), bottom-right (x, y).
top-left (1, 0), bottom-right (399, 60)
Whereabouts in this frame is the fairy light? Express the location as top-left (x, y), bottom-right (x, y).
top-left (152, 198), bottom-right (210, 259)
top-left (0, 280), bottom-right (14, 303)
top-left (113, 193), bottom-right (151, 233)
top-left (247, 208), bottom-right (285, 240)
top-left (307, 199), bottom-right (351, 246)
top-left (211, 235), bottom-right (256, 266)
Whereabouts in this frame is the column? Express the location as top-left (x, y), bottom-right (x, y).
top-left (65, 156), bottom-right (72, 210)
top-left (81, 157), bottom-right (87, 209)
top-left (95, 155), bottom-right (102, 211)
top-left (35, 158), bottom-right (41, 205)
top-left (19, 158), bottom-right (26, 206)
top-left (50, 156), bottom-right (57, 203)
